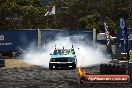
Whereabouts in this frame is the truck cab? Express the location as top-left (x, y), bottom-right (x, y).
top-left (49, 47), bottom-right (77, 69)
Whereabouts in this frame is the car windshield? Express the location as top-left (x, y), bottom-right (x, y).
top-left (53, 49), bottom-right (71, 55)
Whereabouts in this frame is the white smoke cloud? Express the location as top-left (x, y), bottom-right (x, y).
top-left (22, 35), bottom-right (110, 68)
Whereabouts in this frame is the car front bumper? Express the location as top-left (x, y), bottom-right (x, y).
top-left (49, 62), bottom-right (76, 67)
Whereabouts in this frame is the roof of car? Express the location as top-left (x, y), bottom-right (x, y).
top-left (51, 54), bottom-right (76, 59)
top-left (54, 49), bottom-right (72, 50)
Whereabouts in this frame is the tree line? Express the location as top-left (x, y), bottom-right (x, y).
top-left (0, 0), bottom-right (131, 32)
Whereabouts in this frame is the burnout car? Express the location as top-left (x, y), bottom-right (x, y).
top-left (49, 46), bottom-right (77, 69)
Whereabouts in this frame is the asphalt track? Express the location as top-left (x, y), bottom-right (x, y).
top-left (0, 66), bottom-right (132, 88)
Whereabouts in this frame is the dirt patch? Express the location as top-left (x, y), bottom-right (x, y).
top-left (5, 59), bottom-right (33, 68)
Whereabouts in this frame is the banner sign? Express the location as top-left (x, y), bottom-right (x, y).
top-left (42, 29), bottom-right (93, 47)
top-left (104, 22), bottom-right (110, 46)
top-left (117, 18), bottom-right (128, 53)
top-left (104, 18), bottom-right (112, 54)
top-left (128, 29), bottom-right (132, 49)
top-left (0, 30), bottom-right (38, 52)
top-left (84, 75), bottom-right (130, 83)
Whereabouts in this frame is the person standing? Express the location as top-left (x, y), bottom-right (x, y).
top-left (129, 49), bottom-right (132, 62)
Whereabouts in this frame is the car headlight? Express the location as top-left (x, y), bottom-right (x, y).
top-left (50, 59), bottom-right (55, 62)
top-left (68, 58), bottom-right (71, 61)
top-left (72, 59), bottom-right (75, 62)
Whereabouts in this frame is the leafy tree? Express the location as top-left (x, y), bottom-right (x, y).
top-left (0, 0), bottom-right (46, 30)
top-left (0, 0), bottom-right (132, 31)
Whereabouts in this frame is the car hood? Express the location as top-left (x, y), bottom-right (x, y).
top-left (51, 54), bottom-right (76, 59)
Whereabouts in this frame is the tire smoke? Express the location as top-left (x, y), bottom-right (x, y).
top-left (22, 36), bottom-right (109, 68)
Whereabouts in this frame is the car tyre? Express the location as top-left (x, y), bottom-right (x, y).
top-left (72, 64), bottom-right (76, 69)
top-left (49, 64), bottom-right (53, 70)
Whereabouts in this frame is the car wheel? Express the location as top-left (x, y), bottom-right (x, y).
top-left (72, 64), bottom-right (76, 69)
top-left (49, 64), bottom-right (53, 70)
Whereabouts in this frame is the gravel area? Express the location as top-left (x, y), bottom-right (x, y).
top-left (0, 59), bottom-right (132, 88)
